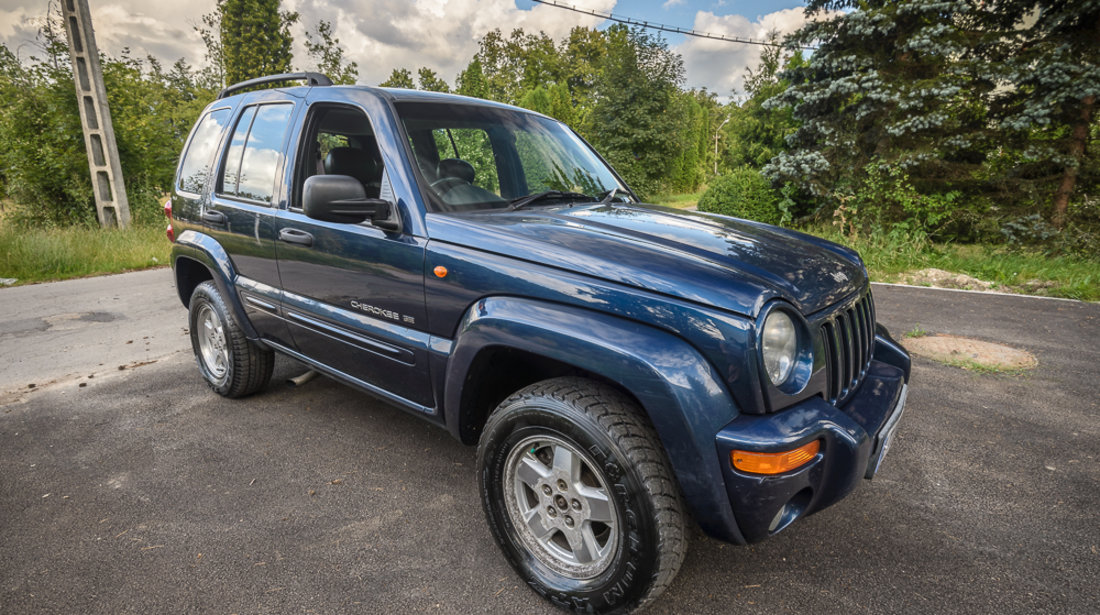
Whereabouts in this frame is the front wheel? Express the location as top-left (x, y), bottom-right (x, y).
top-left (476, 377), bottom-right (686, 614)
top-left (188, 281), bottom-right (273, 398)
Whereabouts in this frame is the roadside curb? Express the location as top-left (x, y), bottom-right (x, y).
top-left (871, 281), bottom-right (1092, 304)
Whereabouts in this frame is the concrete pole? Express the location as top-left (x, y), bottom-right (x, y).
top-left (61, 0), bottom-right (131, 228)
top-left (713, 116), bottom-right (730, 176)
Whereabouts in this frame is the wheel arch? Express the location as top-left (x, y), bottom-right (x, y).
top-left (444, 296), bottom-right (747, 544)
top-left (171, 230), bottom-right (258, 340)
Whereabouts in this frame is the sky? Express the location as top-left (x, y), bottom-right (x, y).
top-left (0, 0), bottom-right (811, 97)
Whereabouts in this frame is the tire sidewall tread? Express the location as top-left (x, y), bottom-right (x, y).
top-left (477, 377), bottom-right (687, 614)
top-left (187, 281), bottom-right (273, 398)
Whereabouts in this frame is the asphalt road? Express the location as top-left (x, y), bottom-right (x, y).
top-left (0, 268), bottom-right (184, 398)
top-left (1, 271), bottom-right (1098, 614)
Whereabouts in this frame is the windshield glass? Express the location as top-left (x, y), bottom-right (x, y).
top-left (395, 101), bottom-right (630, 212)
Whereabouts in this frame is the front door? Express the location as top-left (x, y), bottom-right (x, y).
top-left (275, 103), bottom-right (433, 411)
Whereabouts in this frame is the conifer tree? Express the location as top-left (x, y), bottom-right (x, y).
top-left (199, 0), bottom-right (298, 86)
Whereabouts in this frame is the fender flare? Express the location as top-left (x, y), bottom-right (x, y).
top-left (445, 296), bottom-right (746, 543)
top-left (170, 229), bottom-right (259, 340)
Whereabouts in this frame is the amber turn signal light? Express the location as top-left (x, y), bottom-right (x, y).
top-left (732, 440), bottom-right (820, 475)
top-left (433, 265), bottom-right (448, 278)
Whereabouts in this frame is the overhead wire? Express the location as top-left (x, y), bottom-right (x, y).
top-left (530, 0), bottom-right (817, 50)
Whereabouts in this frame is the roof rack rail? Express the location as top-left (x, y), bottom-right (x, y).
top-left (217, 72), bottom-right (333, 100)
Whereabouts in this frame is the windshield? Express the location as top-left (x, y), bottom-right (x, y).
top-left (395, 101), bottom-right (631, 212)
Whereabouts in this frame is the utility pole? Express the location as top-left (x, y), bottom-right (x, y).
top-left (713, 116), bottom-right (730, 176)
top-left (61, 0), bottom-right (130, 228)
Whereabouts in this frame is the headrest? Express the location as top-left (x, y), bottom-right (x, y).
top-left (436, 158), bottom-right (475, 183)
top-left (324, 147), bottom-right (379, 184)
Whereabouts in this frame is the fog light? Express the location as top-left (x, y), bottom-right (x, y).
top-left (732, 440), bottom-right (820, 475)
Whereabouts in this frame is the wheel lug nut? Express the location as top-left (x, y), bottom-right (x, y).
top-left (557, 479), bottom-right (568, 491)
top-left (564, 516), bottom-right (574, 528)
top-left (547, 506), bottom-right (558, 517)
top-left (571, 499), bottom-right (581, 511)
top-left (542, 485), bottom-right (552, 496)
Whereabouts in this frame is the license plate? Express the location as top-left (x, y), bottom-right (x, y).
top-left (866, 384), bottom-right (908, 479)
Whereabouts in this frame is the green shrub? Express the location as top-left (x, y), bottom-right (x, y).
top-left (1001, 195), bottom-right (1100, 259)
top-left (855, 163), bottom-right (962, 235)
top-left (0, 22), bottom-right (209, 229)
top-left (697, 167), bottom-right (787, 225)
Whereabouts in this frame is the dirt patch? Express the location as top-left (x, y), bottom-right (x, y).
top-left (903, 334), bottom-right (1037, 372)
top-left (0, 356), bottom-right (169, 408)
top-left (897, 268), bottom-right (994, 291)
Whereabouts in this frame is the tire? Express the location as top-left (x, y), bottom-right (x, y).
top-left (188, 281), bottom-right (273, 398)
top-left (476, 377), bottom-right (686, 614)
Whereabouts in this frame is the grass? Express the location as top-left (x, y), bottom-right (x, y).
top-left (1, 193), bottom-right (1096, 302)
top-left (940, 357), bottom-right (1035, 376)
top-left (654, 187), bottom-right (1097, 300)
top-left (805, 225), bottom-right (1100, 301)
top-left (904, 324), bottom-right (928, 339)
top-left (650, 189), bottom-right (705, 210)
top-left (0, 219), bottom-right (170, 286)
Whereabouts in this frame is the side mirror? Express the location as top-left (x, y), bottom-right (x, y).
top-left (302, 175), bottom-right (400, 231)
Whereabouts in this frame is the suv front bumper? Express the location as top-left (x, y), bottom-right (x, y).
top-left (713, 357), bottom-right (909, 544)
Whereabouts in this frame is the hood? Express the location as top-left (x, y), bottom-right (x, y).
top-left (425, 203), bottom-right (867, 317)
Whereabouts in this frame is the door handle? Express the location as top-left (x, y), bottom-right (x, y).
top-left (201, 210), bottom-right (227, 225)
top-left (278, 228), bottom-right (314, 247)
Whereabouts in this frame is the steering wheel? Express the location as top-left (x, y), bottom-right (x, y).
top-left (430, 176), bottom-right (468, 195)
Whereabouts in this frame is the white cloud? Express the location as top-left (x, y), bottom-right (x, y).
top-left (0, 0), bottom-right (212, 66)
top-left (89, 3), bottom-right (208, 66)
top-left (674, 7), bottom-right (814, 99)
top-left (662, 0), bottom-right (686, 9)
top-left (1, 0), bottom-right (614, 87)
top-left (0, 0), bottom-right (826, 101)
top-left (289, 0), bottom-right (617, 86)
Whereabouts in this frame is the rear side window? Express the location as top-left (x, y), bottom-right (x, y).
top-left (177, 108), bottom-right (231, 194)
top-left (220, 104), bottom-right (293, 204)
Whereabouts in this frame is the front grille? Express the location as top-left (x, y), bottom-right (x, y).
top-left (820, 291), bottom-right (876, 405)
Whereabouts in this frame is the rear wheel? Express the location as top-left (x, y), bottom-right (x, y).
top-left (188, 281), bottom-right (273, 398)
top-left (477, 377), bottom-right (686, 614)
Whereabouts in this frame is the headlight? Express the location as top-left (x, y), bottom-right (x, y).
top-left (762, 310), bottom-right (798, 385)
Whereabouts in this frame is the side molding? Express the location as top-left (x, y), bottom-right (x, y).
top-left (445, 296), bottom-right (747, 543)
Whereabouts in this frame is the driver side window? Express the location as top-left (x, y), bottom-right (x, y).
top-left (295, 106), bottom-right (385, 209)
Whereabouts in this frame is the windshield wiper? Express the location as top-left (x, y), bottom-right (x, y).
top-left (508, 190), bottom-right (594, 211)
top-left (598, 187), bottom-right (618, 205)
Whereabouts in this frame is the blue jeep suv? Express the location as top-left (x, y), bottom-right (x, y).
top-left (167, 73), bottom-right (911, 614)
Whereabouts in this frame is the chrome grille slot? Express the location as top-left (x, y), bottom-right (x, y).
top-left (820, 291), bottom-right (877, 405)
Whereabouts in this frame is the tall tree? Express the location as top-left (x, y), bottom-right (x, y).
top-left (769, 0), bottom-right (1099, 230)
top-left (417, 67), bottom-right (451, 92)
top-left (724, 34), bottom-right (803, 171)
top-left (455, 58), bottom-right (490, 99)
top-left (989, 0), bottom-right (1100, 228)
top-left (587, 26), bottom-right (685, 197)
top-left (379, 68), bottom-right (415, 89)
top-left (518, 82), bottom-right (575, 125)
top-left (766, 1), bottom-right (994, 200)
top-left (470, 29), bottom-right (562, 104)
top-left (303, 20), bottom-right (358, 85)
top-left (560, 26), bottom-right (607, 115)
top-left (199, 0), bottom-right (299, 87)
